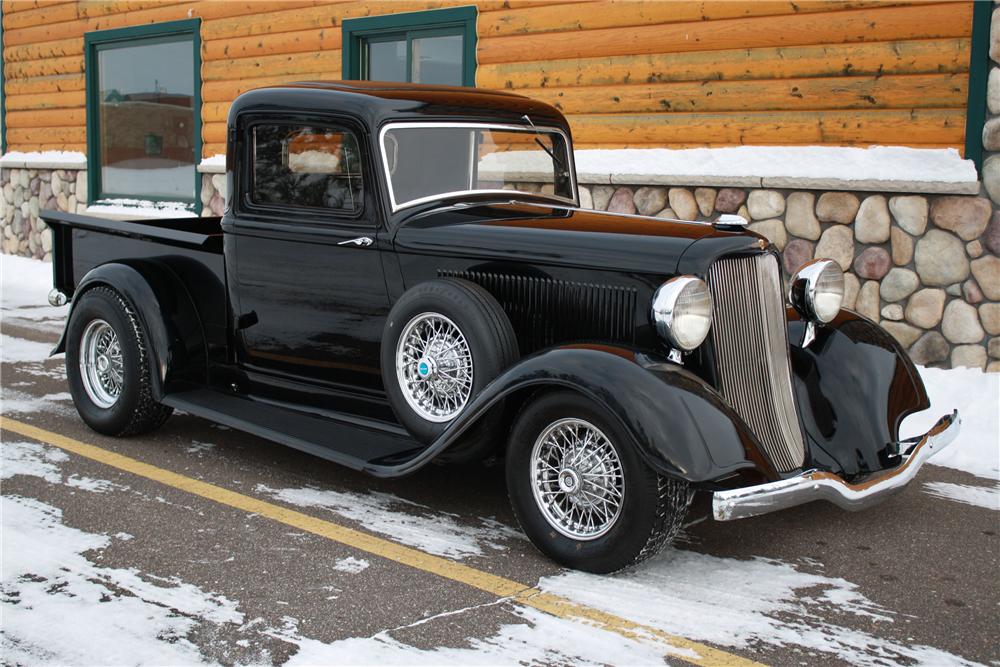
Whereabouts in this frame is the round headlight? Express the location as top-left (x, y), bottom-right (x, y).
top-left (651, 276), bottom-right (714, 351)
top-left (789, 258), bottom-right (844, 324)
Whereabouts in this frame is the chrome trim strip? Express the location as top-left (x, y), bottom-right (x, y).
top-left (713, 411), bottom-right (961, 521)
top-left (378, 121), bottom-right (579, 213)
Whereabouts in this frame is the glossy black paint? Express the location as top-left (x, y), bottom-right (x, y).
top-left (43, 81), bottom-right (933, 489)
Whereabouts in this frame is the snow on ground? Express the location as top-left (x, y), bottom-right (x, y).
top-left (257, 484), bottom-right (523, 559)
top-left (922, 481), bottom-right (1000, 511)
top-left (1, 254), bottom-right (67, 333)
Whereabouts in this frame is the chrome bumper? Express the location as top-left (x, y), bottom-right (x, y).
top-left (713, 411), bottom-right (961, 521)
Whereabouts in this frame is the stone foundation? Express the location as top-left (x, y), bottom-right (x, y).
top-left (199, 172), bottom-right (226, 216)
top-left (0, 167), bottom-right (86, 260)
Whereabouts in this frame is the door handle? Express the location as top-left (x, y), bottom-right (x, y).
top-left (338, 236), bottom-right (373, 247)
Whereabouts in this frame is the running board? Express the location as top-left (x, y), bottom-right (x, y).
top-left (162, 389), bottom-right (424, 472)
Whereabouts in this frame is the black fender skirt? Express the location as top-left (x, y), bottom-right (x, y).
top-left (788, 310), bottom-right (930, 479)
top-left (368, 344), bottom-right (775, 482)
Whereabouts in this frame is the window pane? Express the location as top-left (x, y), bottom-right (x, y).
top-left (97, 38), bottom-right (195, 199)
top-left (367, 39), bottom-right (407, 82)
top-left (253, 124), bottom-right (363, 212)
top-left (411, 34), bottom-right (462, 85)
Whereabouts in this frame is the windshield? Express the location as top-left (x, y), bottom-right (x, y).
top-left (380, 123), bottom-right (575, 211)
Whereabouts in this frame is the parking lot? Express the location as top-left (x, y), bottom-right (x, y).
top-left (2, 254), bottom-right (998, 666)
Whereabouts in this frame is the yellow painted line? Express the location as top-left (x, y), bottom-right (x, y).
top-left (2, 417), bottom-right (764, 667)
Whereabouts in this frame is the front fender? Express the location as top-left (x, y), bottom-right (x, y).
top-left (789, 309), bottom-right (929, 478)
top-left (366, 345), bottom-right (774, 483)
top-left (54, 261), bottom-right (207, 398)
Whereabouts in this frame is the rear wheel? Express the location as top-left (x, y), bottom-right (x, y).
top-left (506, 391), bottom-right (690, 573)
top-left (66, 287), bottom-right (172, 436)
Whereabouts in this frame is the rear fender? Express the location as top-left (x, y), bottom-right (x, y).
top-left (789, 309), bottom-right (929, 478)
top-left (54, 261), bottom-right (207, 398)
top-left (366, 345), bottom-right (775, 482)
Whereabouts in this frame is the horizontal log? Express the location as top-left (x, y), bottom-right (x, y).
top-left (203, 122), bottom-right (228, 144)
top-left (565, 109), bottom-right (966, 146)
top-left (7, 126), bottom-right (88, 145)
top-left (3, 0), bottom-right (75, 12)
top-left (2, 1), bottom-right (183, 30)
top-left (202, 143), bottom-right (227, 159)
top-left (520, 73), bottom-right (967, 115)
top-left (202, 102), bottom-right (232, 124)
top-left (478, 0), bottom-right (906, 38)
top-left (477, 38), bottom-right (971, 90)
top-left (570, 142), bottom-right (964, 152)
top-left (202, 49), bottom-right (342, 81)
top-left (477, 3), bottom-right (972, 64)
top-left (7, 142), bottom-right (88, 154)
top-left (5, 73), bottom-right (85, 95)
top-left (4, 54), bottom-right (83, 78)
top-left (203, 26), bottom-right (343, 61)
top-left (2, 1), bottom-right (323, 46)
top-left (6, 108), bottom-right (86, 129)
top-left (5, 90), bottom-right (86, 110)
top-left (202, 73), bottom-right (327, 102)
top-left (3, 36), bottom-right (82, 63)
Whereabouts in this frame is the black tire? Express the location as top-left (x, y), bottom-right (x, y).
top-left (505, 390), bottom-right (690, 573)
top-left (381, 278), bottom-right (518, 443)
top-left (65, 287), bottom-right (173, 436)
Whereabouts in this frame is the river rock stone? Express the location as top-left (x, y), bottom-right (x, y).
top-left (889, 195), bottom-right (928, 235)
top-left (880, 321), bottom-right (922, 348)
top-left (75, 171), bottom-right (87, 203)
top-left (942, 300), bottom-right (985, 344)
top-left (40, 229), bottom-right (52, 253)
top-left (654, 207), bottom-right (676, 219)
top-left (909, 331), bottom-right (950, 365)
top-left (715, 188), bottom-right (745, 213)
top-left (578, 186), bottom-right (593, 209)
top-left (668, 188), bottom-right (698, 221)
top-left (783, 238), bottom-right (814, 274)
top-left (816, 192), bottom-right (860, 224)
top-left (991, 67), bottom-right (1000, 114)
top-left (855, 195), bottom-right (890, 243)
top-left (930, 196), bottom-right (991, 241)
top-left (971, 255), bottom-right (1000, 301)
top-left (967, 240), bottom-right (984, 259)
top-left (591, 185), bottom-right (615, 211)
top-left (914, 230), bottom-right (969, 286)
top-left (815, 225), bottom-right (854, 271)
top-left (843, 273), bottom-right (860, 310)
top-left (694, 188), bottom-right (716, 217)
top-left (984, 213), bottom-right (1000, 256)
top-left (984, 155), bottom-right (1000, 205)
top-left (634, 186), bottom-right (667, 217)
top-left (990, 337), bottom-right (1000, 359)
top-left (856, 280), bottom-right (881, 321)
top-left (905, 288), bottom-right (946, 328)
top-left (607, 187), bottom-right (635, 214)
top-left (891, 228), bottom-right (913, 265)
top-left (51, 171), bottom-right (62, 195)
top-left (946, 283), bottom-right (962, 296)
top-left (963, 279), bottom-right (984, 305)
top-left (880, 268), bottom-right (920, 302)
top-left (853, 247), bottom-right (891, 280)
top-left (18, 170), bottom-right (29, 189)
top-left (981, 303), bottom-right (1000, 335)
top-left (747, 190), bottom-right (785, 220)
top-left (881, 304), bottom-right (903, 320)
top-left (748, 219), bottom-right (787, 250)
top-left (785, 192), bottom-right (820, 240)
top-left (952, 345), bottom-right (987, 370)
top-left (56, 193), bottom-right (68, 211)
top-left (984, 117), bottom-right (1000, 152)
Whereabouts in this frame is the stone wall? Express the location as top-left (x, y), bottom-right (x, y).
top-left (199, 172), bottom-right (226, 216)
top-left (0, 167), bottom-right (86, 260)
top-left (566, 182), bottom-right (999, 373)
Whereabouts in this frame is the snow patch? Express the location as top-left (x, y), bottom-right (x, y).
top-left (0, 151), bottom-right (87, 169)
top-left (0, 334), bottom-right (55, 364)
top-left (332, 556), bottom-right (370, 574)
top-left (923, 481), bottom-right (1000, 511)
top-left (198, 154), bottom-right (226, 173)
top-left (1, 441), bottom-right (69, 484)
top-left (257, 485), bottom-right (522, 559)
top-left (85, 198), bottom-right (196, 219)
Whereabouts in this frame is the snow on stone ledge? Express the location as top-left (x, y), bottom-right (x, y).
top-left (85, 199), bottom-right (196, 220)
top-left (197, 155), bottom-right (226, 174)
top-left (484, 146), bottom-right (980, 195)
top-left (0, 151), bottom-right (87, 170)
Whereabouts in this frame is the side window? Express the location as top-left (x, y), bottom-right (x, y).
top-left (251, 124), bottom-right (363, 213)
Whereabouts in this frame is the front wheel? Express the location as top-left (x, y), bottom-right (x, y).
top-left (506, 391), bottom-right (690, 573)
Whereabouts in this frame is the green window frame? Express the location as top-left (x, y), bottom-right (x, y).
top-left (964, 0), bottom-right (993, 171)
top-left (342, 6), bottom-right (477, 87)
top-left (84, 19), bottom-right (202, 210)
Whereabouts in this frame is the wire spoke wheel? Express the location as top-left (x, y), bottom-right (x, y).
top-left (395, 312), bottom-right (474, 423)
top-left (79, 318), bottom-right (124, 409)
top-left (530, 418), bottom-right (625, 540)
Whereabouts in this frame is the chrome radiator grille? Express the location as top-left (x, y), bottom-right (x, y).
top-left (708, 253), bottom-right (805, 472)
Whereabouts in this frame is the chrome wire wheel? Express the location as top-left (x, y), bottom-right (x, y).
top-left (78, 319), bottom-right (124, 409)
top-left (530, 418), bottom-right (625, 540)
top-left (395, 312), bottom-right (474, 423)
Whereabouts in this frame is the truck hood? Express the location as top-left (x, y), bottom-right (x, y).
top-left (392, 200), bottom-right (753, 275)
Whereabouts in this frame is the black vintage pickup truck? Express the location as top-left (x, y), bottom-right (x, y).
top-left (43, 81), bottom-right (959, 573)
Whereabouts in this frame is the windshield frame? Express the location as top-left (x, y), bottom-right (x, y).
top-left (378, 121), bottom-right (578, 213)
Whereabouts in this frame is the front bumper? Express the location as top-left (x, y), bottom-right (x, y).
top-left (713, 411), bottom-right (961, 521)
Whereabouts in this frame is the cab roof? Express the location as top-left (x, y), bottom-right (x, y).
top-left (228, 80), bottom-right (570, 133)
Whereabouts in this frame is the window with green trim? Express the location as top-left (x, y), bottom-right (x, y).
top-left (342, 7), bottom-right (477, 87)
top-left (85, 20), bottom-right (201, 207)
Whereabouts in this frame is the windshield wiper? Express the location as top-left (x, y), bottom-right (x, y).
top-left (522, 114), bottom-right (567, 174)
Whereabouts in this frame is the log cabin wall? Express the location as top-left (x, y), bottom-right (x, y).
top-left (0, 0), bottom-right (975, 158)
